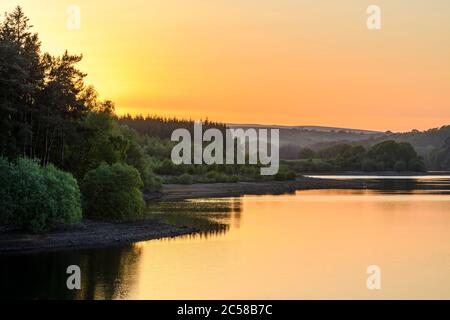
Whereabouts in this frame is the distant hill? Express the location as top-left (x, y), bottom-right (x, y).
top-left (227, 124), bottom-right (450, 167)
top-left (358, 126), bottom-right (450, 168)
top-left (228, 124), bottom-right (382, 135)
top-left (227, 124), bottom-right (387, 159)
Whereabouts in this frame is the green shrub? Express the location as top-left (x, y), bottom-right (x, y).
top-left (393, 160), bottom-right (407, 172)
top-left (142, 173), bottom-right (163, 192)
top-left (298, 148), bottom-right (316, 159)
top-left (172, 173), bottom-right (194, 185)
top-left (81, 163), bottom-right (145, 221)
top-left (0, 158), bottom-right (82, 233)
top-left (206, 170), bottom-right (225, 181)
top-left (155, 159), bottom-right (186, 175)
top-left (285, 170), bottom-right (297, 180)
top-left (408, 158), bottom-right (426, 172)
top-left (361, 158), bottom-right (376, 171)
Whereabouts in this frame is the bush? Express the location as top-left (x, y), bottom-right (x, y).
top-left (408, 158), bottom-right (426, 172)
top-left (172, 173), bottom-right (194, 185)
top-left (393, 160), bottom-right (407, 172)
top-left (275, 170), bottom-right (296, 181)
top-left (368, 140), bottom-right (419, 170)
top-left (0, 158), bottom-right (82, 233)
top-left (298, 148), bottom-right (316, 159)
top-left (81, 163), bottom-right (145, 221)
top-left (154, 159), bottom-right (186, 175)
top-left (361, 158), bottom-right (384, 172)
top-left (142, 173), bottom-right (163, 192)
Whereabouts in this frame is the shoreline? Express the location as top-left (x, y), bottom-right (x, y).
top-left (0, 176), bottom-right (386, 254)
top-left (154, 176), bottom-right (372, 201)
top-left (0, 220), bottom-right (198, 255)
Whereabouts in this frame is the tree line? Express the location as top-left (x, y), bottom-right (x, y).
top-left (292, 140), bottom-right (426, 173)
top-left (0, 7), bottom-right (160, 232)
top-left (0, 7), bottom-right (295, 233)
top-left (118, 115), bottom-right (226, 140)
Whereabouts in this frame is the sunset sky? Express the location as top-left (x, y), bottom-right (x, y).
top-left (1, 0), bottom-right (450, 131)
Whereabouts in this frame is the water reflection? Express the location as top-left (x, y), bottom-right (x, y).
top-left (0, 245), bottom-right (141, 300)
top-left (146, 198), bottom-right (243, 239)
top-left (369, 178), bottom-right (450, 193)
top-left (0, 198), bottom-right (243, 300)
top-left (2, 177), bottom-right (450, 299)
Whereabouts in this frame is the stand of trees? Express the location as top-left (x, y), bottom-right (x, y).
top-left (292, 140), bottom-right (426, 173)
top-left (0, 7), bottom-right (159, 231)
top-left (0, 8), bottom-right (155, 180)
top-left (0, 7), bottom-right (296, 233)
top-left (430, 137), bottom-right (450, 170)
top-left (118, 115), bottom-right (226, 140)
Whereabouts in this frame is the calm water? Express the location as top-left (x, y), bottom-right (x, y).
top-left (2, 177), bottom-right (450, 299)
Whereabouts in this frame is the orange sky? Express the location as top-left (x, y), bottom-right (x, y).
top-left (2, 0), bottom-right (450, 131)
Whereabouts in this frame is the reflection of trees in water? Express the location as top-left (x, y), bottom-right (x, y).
top-left (0, 245), bottom-right (142, 300)
top-left (147, 198), bottom-right (243, 239)
top-left (370, 178), bottom-right (450, 194)
top-left (0, 198), bottom-right (244, 299)
top-left (75, 245), bottom-right (141, 299)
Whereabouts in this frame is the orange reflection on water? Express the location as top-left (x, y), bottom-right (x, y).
top-left (124, 189), bottom-right (450, 299)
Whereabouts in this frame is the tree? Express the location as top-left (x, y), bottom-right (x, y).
top-left (368, 140), bottom-right (423, 170)
top-left (393, 160), bottom-right (407, 172)
top-left (63, 103), bottom-right (128, 178)
top-left (0, 6), bottom-right (44, 159)
top-left (298, 148), bottom-right (316, 159)
top-left (430, 137), bottom-right (450, 170)
top-left (0, 7), bottom-right (90, 167)
top-left (36, 51), bottom-right (88, 166)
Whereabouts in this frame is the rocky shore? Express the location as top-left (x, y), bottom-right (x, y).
top-left (0, 220), bottom-right (197, 254)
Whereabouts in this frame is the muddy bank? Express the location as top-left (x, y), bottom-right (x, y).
top-left (156, 176), bottom-right (372, 201)
top-left (0, 220), bottom-right (197, 254)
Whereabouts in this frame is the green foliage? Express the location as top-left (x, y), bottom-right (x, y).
top-left (274, 167), bottom-right (297, 181)
top-left (155, 159), bottom-right (186, 175)
top-left (171, 173), bottom-right (194, 185)
top-left (366, 126), bottom-right (450, 165)
top-left (368, 141), bottom-right (417, 169)
top-left (120, 125), bottom-right (162, 192)
top-left (0, 157), bottom-right (15, 223)
top-left (430, 137), bottom-right (450, 170)
top-left (65, 107), bottom-right (128, 177)
top-left (81, 163), bottom-right (145, 221)
top-left (118, 114), bottom-right (226, 140)
top-left (291, 141), bottom-right (425, 173)
top-left (393, 160), bottom-right (407, 172)
top-left (408, 158), bottom-right (426, 172)
top-left (0, 157), bottom-right (82, 233)
top-left (285, 159), bottom-right (336, 173)
top-left (298, 148), bottom-right (316, 159)
top-left (203, 170), bottom-right (239, 183)
top-left (361, 158), bottom-right (383, 172)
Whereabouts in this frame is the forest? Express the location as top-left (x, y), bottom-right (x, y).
top-left (290, 140), bottom-right (426, 173)
top-left (0, 7), bottom-right (294, 233)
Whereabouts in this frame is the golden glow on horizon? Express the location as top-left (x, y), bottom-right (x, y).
top-left (2, 0), bottom-right (450, 131)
